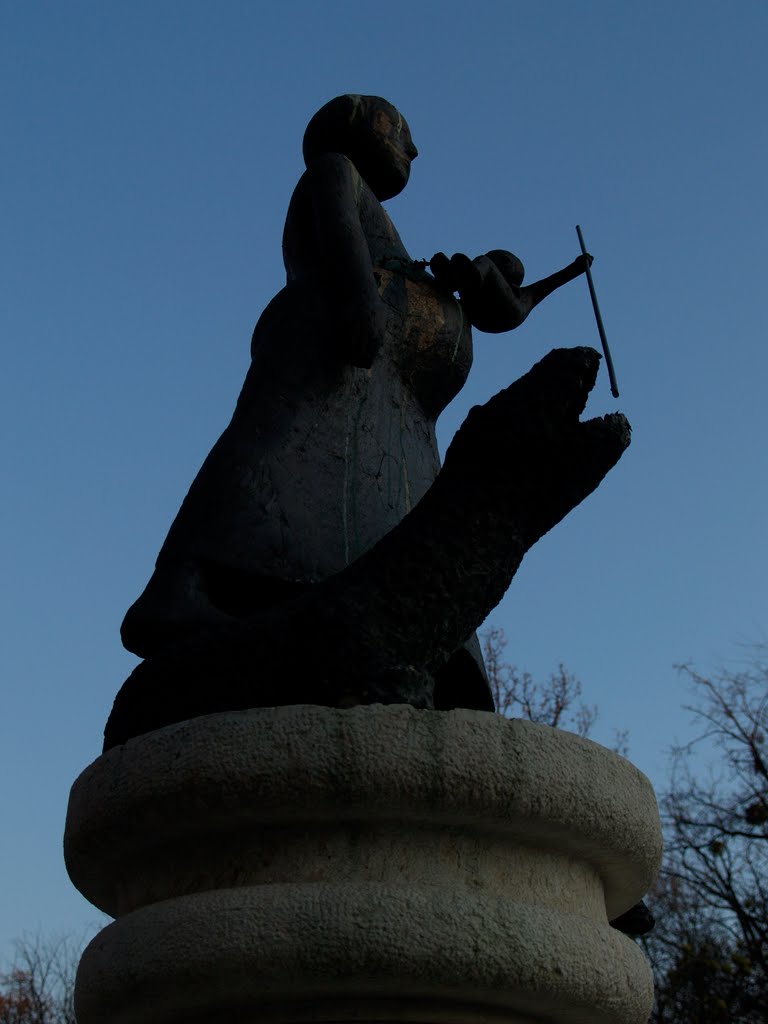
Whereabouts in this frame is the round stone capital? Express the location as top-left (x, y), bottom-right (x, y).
top-left (65, 705), bottom-right (661, 1023)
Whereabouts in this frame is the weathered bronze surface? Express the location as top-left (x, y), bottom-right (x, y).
top-left (106, 95), bottom-right (629, 751)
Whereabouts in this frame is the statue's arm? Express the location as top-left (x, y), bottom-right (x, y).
top-left (432, 251), bottom-right (592, 334)
top-left (305, 153), bottom-right (388, 368)
top-left (522, 255), bottom-right (592, 312)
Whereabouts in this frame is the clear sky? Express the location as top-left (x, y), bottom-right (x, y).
top-left (2, 1), bottom-right (767, 957)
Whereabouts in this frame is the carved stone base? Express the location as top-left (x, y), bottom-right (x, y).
top-left (65, 706), bottom-right (661, 1023)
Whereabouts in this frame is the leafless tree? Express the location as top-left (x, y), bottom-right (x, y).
top-left (483, 625), bottom-right (599, 738)
top-left (0, 933), bottom-right (82, 1024)
top-left (644, 650), bottom-right (768, 1023)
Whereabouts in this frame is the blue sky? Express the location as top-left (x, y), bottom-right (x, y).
top-left (2, 1), bottom-right (767, 955)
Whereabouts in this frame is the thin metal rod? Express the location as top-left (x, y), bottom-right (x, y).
top-left (575, 225), bottom-right (619, 398)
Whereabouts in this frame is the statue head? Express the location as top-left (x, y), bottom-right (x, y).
top-left (303, 94), bottom-right (418, 201)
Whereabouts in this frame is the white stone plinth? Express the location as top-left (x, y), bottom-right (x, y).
top-left (65, 705), bottom-right (661, 1023)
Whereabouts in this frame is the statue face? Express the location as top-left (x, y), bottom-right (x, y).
top-left (302, 95), bottom-right (418, 200)
top-left (356, 102), bottom-right (418, 201)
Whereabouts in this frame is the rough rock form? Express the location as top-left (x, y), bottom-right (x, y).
top-left (66, 706), bottom-right (662, 1024)
top-left (104, 346), bottom-right (629, 750)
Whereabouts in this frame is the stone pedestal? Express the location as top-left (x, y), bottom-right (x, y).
top-left (65, 705), bottom-right (661, 1023)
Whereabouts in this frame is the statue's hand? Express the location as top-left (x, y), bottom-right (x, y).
top-left (430, 252), bottom-right (482, 295)
top-left (573, 252), bottom-right (593, 273)
top-left (431, 251), bottom-right (528, 333)
top-left (429, 252), bottom-right (453, 291)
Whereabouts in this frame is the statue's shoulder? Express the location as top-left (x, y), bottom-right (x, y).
top-left (302, 152), bottom-right (363, 201)
top-left (286, 153), bottom-right (363, 241)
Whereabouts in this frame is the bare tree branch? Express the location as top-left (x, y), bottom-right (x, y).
top-left (646, 650), bottom-right (768, 1022)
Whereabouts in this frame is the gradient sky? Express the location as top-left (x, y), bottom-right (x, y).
top-left (2, 1), bottom-right (767, 957)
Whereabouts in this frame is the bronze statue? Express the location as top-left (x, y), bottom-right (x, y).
top-left (106, 95), bottom-right (629, 751)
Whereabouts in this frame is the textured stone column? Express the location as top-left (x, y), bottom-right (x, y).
top-left (65, 706), bottom-right (662, 1023)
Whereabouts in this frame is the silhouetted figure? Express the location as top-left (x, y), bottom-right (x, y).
top-left (107, 96), bottom-right (627, 750)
